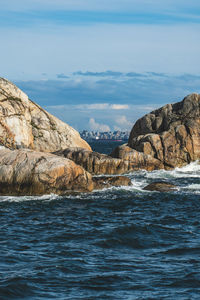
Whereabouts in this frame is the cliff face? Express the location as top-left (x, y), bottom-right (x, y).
top-left (0, 78), bottom-right (91, 152)
top-left (127, 93), bottom-right (200, 169)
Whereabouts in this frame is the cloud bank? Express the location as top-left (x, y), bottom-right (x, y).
top-left (13, 71), bottom-right (200, 131)
top-left (89, 118), bottom-right (110, 132)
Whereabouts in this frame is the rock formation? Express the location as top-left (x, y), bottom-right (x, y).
top-left (0, 77), bottom-right (91, 152)
top-left (110, 144), bottom-right (164, 171)
top-left (112, 93), bottom-right (200, 170)
top-left (0, 147), bottom-right (132, 195)
top-left (143, 181), bottom-right (178, 192)
top-left (0, 147), bottom-right (94, 195)
top-left (54, 147), bottom-right (132, 175)
top-left (0, 77), bottom-right (199, 195)
top-left (93, 176), bottom-right (132, 190)
top-left (0, 78), bottom-right (133, 195)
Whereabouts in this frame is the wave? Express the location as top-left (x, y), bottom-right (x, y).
top-left (174, 160), bottom-right (200, 172)
top-left (127, 160), bottom-right (200, 194)
top-left (143, 160), bottom-right (200, 180)
top-left (0, 193), bottom-right (60, 202)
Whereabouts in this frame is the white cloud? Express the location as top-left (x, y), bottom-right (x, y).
top-left (115, 115), bottom-right (132, 130)
top-left (47, 103), bottom-right (157, 114)
top-left (76, 103), bottom-right (129, 110)
top-left (130, 105), bottom-right (157, 111)
top-left (113, 126), bottom-right (121, 131)
top-left (111, 104), bottom-right (129, 110)
top-left (15, 74), bottom-right (200, 132)
top-left (89, 118), bottom-right (110, 132)
top-left (77, 103), bottom-right (109, 110)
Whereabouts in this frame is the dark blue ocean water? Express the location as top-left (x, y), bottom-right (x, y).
top-left (0, 142), bottom-right (200, 299)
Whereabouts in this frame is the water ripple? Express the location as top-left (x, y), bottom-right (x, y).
top-left (0, 162), bottom-right (200, 299)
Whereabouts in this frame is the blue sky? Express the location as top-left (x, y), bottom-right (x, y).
top-left (1, 0), bottom-right (200, 131)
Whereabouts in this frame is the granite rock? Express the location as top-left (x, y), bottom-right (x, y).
top-left (0, 148), bottom-right (94, 195)
top-left (54, 147), bottom-right (132, 175)
top-left (0, 77), bottom-right (91, 152)
top-left (112, 94), bottom-right (200, 170)
top-left (93, 176), bottom-right (132, 190)
top-left (143, 181), bottom-right (178, 192)
top-left (110, 144), bottom-right (164, 171)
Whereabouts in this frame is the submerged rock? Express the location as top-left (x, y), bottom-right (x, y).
top-left (143, 181), bottom-right (178, 192)
top-left (0, 78), bottom-right (91, 152)
top-left (54, 147), bottom-right (131, 175)
top-left (93, 176), bottom-right (132, 190)
top-left (0, 148), bottom-right (94, 195)
top-left (112, 94), bottom-right (200, 170)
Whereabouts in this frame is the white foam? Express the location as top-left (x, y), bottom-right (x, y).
top-left (142, 161), bottom-right (200, 180)
top-left (130, 178), bottom-right (148, 191)
top-left (0, 193), bottom-right (60, 202)
top-left (183, 184), bottom-right (200, 190)
top-left (126, 161), bottom-right (200, 194)
top-left (174, 160), bottom-right (200, 172)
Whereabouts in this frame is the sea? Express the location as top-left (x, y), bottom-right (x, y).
top-left (1, 141), bottom-right (200, 300)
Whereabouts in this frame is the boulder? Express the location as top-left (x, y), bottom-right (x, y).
top-left (112, 93), bottom-right (200, 170)
top-left (110, 144), bottom-right (164, 171)
top-left (0, 78), bottom-right (91, 152)
top-left (54, 147), bottom-right (132, 175)
top-left (0, 148), bottom-right (93, 195)
top-left (93, 176), bottom-right (132, 190)
top-left (143, 181), bottom-right (178, 192)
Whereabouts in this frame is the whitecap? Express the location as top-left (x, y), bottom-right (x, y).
top-left (142, 161), bottom-right (200, 180)
top-left (174, 160), bottom-right (200, 173)
top-left (184, 184), bottom-right (200, 190)
top-left (0, 193), bottom-right (61, 202)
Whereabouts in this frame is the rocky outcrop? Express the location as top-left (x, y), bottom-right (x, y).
top-left (110, 144), bottom-right (164, 171)
top-left (93, 176), bottom-right (132, 190)
top-left (143, 182), bottom-right (178, 192)
top-left (54, 147), bottom-right (132, 175)
top-left (112, 93), bottom-right (200, 170)
top-left (1, 78), bottom-right (199, 195)
top-left (0, 147), bottom-right (133, 195)
top-left (0, 148), bottom-right (94, 195)
top-left (0, 78), bottom-right (91, 152)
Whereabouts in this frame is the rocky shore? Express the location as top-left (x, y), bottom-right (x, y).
top-left (0, 77), bottom-right (199, 195)
top-left (111, 93), bottom-right (200, 171)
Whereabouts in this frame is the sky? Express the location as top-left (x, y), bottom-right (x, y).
top-left (1, 0), bottom-right (200, 131)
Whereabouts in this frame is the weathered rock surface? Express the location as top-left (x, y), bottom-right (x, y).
top-left (112, 94), bottom-right (200, 170)
top-left (93, 176), bottom-right (132, 190)
top-left (0, 148), bottom-right (93, 195)
top-left (0, 77), bottom-right (91, 152)
top-left (54, 147), bottom-right (132, 175)
top-left (143, 181), bottom-right (178, 192)
top-left (110, 144), bottom-right (164, 171)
